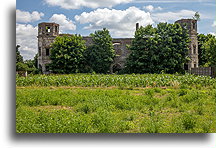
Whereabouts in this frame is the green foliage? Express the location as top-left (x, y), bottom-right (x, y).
top-left (204, 36), bottom-right (216, 67)
top-left (125, 23), bottom-right (189, 74)
top-left (193, 12), bottom-right (200, 21)
top-left (16, 45), bottom-right (39, 74)
top-left (85, 28), bottom-right (115, 73)
top-left (16, 45), bottom-right (28, 72)
top-left (198, 34), bottom-right (215, 67)
top-left (16, 73), bottom-right (215, 87)
top-left (16, 82), bottom-right (216, 133)
top-left (24, 56), bottom-right (38, 74)
top-left (16, 62), bottom-right (29, 71)
top-left (16, 45), bottom-right (23, 63)
top-left (49, 35), bottom-right (87, 74)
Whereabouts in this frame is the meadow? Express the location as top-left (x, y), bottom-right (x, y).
top-left (16, 74), bottom-right (216, 133)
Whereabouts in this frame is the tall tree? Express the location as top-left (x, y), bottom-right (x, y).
top-left (16, 45), bottom-right (23, 63)
top-left (49, 35), bottom-right (86, 74)
top-left (198, 34), bottom-right (215, 67)
top-left (16, 45), bottom-right (28, 72)
top-left (85, 28), bottom-right (115, 73)
top-left (204, 36), bottom-right (216, 67)
top-left (125, 23), bottom-right (189, 74)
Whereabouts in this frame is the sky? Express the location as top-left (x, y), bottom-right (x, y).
top-left (16, 0), bottom-right (216, 60)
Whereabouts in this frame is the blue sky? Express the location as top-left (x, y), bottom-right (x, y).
top-left (16, 0), bottom-right (216, 60)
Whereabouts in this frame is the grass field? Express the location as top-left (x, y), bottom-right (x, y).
top-left (16, 74), bottom-right (216, 133)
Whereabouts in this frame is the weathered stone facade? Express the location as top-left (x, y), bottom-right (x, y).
top-left (38, 22), bottom-right (59, 74)
top-left (38, 19), bottom-right (199, 74)
top-left (175, 19), bottom-right (199, 70)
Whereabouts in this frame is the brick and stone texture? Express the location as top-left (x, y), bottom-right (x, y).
top-left (38, 22), bottom-right (59, 74)
top-left (38, 19), bottom-right (199, 73)
top-left (175, 19), bottom-right (199, 70)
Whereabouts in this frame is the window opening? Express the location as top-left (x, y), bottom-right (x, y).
top-left (194, 64), bottom-right (196, 68)
top-left (55, 26), bottom-right (58, 32)
top-left (46, 26), bottom-right (51, 33)
top-left (193, 44), bottom-right (196, 54)
top-left (39, 47), bottom-right (41, 56)
top-left (192, 22), bottom-right (196, 30)
top-left (46, 48), bottom-right (50, 56)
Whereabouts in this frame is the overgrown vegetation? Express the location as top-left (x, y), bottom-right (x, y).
top-left (16, 74), bottom-right (215, 133)
top-left (125, 23), bottom-right (189, 74)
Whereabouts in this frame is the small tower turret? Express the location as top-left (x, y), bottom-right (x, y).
top-left (38, 22), bottom-right (59, 36)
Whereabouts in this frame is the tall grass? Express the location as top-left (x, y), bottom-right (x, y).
top-left (16, 86), bottom-right (216, 133)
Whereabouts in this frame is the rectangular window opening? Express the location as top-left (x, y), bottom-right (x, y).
top-left (192, 22), bottom-right (196, 30)
top-left (46, 48), bottom-right (50, 56)
top-left (194, 64), bottom-right (196, 68)
top-left (55, 26), bottom-right (58, 33)
top-left (193, 45), bottom-right (196, 54)
top-left (46, 26), bottom-right (51, 33)
top-left (39, 47), bottom-right (41, 56)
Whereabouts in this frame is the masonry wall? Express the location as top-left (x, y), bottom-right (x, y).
top-left (38, 22), bottom-right (59, 74)
top-left (175, 19), bottom-right (199, 70)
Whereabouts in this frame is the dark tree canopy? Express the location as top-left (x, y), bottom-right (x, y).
top-left (49, 35), bottom-right (86, 74)
top-left (125, 22), bottom-right (189, 74)
top-left (85, 28), bottom-right (115, 73)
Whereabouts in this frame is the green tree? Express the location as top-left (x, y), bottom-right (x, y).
top-left (16, 62), bottom-right (28, 71)
top-left (193, 12), bottom-right (200, 21)
top-left (125, 23), bottom-right (189, 74)
top-left (198, 34), bottom-right (215, 67)
top-left (85, 28), bottom-right (115, 73)
top-left (24, 54), bottom-right (39, 74)
top-left (16, 45), bottom-right (23, 63)
top-left (16, 45), bottom-right (28, 72)
top-left (204, 36), bottom-right (216, 66)
top-left (49, 35), bottom-right (86, 74)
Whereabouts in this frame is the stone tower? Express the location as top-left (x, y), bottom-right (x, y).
top-left (37, 22), bottom-right (59, 73)
top-left (175, 19), bottom-right (199, 70)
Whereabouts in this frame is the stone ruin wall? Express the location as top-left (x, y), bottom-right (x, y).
top-left (175, 19), bottom-right (199, 70)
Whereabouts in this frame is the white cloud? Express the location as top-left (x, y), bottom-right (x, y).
top-left (49, 14), bottom-right (76, 32)
top-left (144, 5), bottom-right (163, 12)
top-left (16, 9), bottom-right (44, 23)
top-left (75, 7), bottom-right (153, 37)
top-left (209, 32), bottom-right (215, 36)
top-left (16, 24), bottom-right (38, 60)
top-left (44, 0), bottom-right (132, 9)
top-left (133, 0), bottom-right (212, 3)
top-left (152, 10), bottom-right (196, 22)
top-left (212, 21), bottom-right (216, 27)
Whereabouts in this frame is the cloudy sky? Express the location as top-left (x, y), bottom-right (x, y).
top-left (16, 0), bottom-right (216, 60)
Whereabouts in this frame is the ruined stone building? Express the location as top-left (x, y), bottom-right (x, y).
top-left (38, 19), bottom-right (198, 74)
top-left (175, 19), bottom-right (198, 70)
